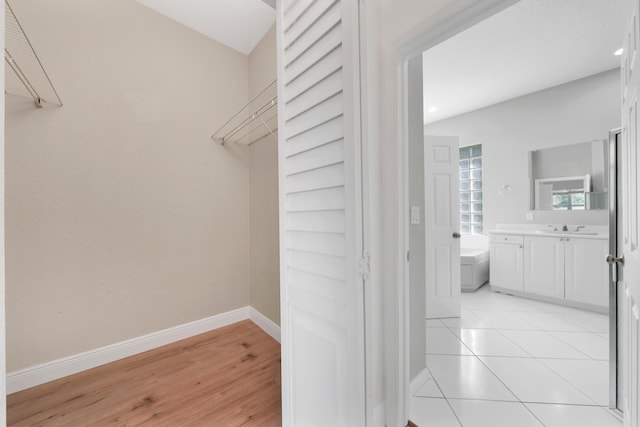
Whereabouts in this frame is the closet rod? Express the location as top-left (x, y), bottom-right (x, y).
top-left (5, 0), bottom-right (63, 107)
top-left (220, 96), bottom-right (277, 142)
top-left (211, 79), bottom-right (277, 146)
top-left (227, 108), bottom-right (278, 146)
top-left (5, 50), bottom-right (42, 106)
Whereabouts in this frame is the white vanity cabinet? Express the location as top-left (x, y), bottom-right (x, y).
top-left (489, 233), bottom-right (524, 291)
top-left (523, 236), bottom-right (565, 299)
top-left (523, 235), bottom-right (608, 308)
top-left (490, 230), bottom-right (609, 311)
top-left (564, 237), bottom-right (609, 307)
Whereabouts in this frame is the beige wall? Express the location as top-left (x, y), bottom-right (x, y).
top-left (5, 0), bottom-right (252, 372)
top-left (248, 26), bottom-right (280, 325)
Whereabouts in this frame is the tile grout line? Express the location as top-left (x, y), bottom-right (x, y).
top-left (546, 330), bottom-right (608, 362)
top-left (414, 363), bottom-right (464, 426)
top-left (521, 402), bottom-right (548, 426)
top-left (466, 290), bottom-right (605, 407)
top-left (415, 285), bottom-right (615, 425)
top-left (469, 290), bottom-right (605, 407)
top-left (497, 328), bottom-right (595, 360)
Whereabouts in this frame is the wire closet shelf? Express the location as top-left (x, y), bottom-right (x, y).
top-left (211, 79), bottom-right (277, 146)
top-left (5, 0), bottom-right (63, 107)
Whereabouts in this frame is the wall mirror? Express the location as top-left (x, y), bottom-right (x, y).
top-left (529, 140), bottom-right (608, 210)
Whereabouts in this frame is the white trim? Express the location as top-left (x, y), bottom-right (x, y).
top-left (390, 0), bottom-right (521, 424)
top-left (249, 307), bottom-right (281, 343)
top-left (7, 306), bottom-right (281, 394)
top-left (409, 367), bottom-right (432, 395)
top-left (1, 2), bottom-right (6, 424)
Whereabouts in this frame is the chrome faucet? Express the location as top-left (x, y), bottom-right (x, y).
top-left (574, 225), bottom-right (586, 232)
top-left (562, 225), bottom-right (568, 231)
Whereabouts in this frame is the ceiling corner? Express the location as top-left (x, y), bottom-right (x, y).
top-left (262, 0), bottom-right (276, 9)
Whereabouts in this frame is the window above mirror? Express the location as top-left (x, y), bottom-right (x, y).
top-left (529, 140), bottom-right (608, 211)
top-left (534, 175), bottom-right (590, 210)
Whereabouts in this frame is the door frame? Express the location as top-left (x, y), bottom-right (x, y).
top-left (0, 1), bottom-right (6, 424)
top-left (609, 128), bottom-right (623, 415)
top-left (394, 2), bottom-right (625, 423)
top-left (393, 0), bottom-right (566, 422)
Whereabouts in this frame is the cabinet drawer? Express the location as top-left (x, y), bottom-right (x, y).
top-left (490, 234), bottom-right (524, 244)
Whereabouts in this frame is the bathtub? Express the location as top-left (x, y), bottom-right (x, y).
top-left (461, 235), bottom-right (490, 292)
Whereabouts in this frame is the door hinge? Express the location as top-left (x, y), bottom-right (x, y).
top-left (359, 250), bottom-right (371, 280)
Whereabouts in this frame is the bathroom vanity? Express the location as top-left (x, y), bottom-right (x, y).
top-left (489, 228), bottom-right (609, 313)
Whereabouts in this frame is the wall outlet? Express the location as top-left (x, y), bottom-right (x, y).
top-left (411, 206), bottom-right (420, 225)
top-left (526, 212), bottom-right (534, 221)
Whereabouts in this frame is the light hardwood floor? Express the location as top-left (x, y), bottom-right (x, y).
top-left (7, 320), bottom-right (282, 426)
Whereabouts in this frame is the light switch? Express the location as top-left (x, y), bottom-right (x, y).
top-left (526, 212), bottom-right (534, 221)
top-left (411, 206), bottom-right (420, 225)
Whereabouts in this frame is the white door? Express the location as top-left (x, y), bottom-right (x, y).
top-left (277, 1), bottom-right (366, 426)
top-left (424, 135), bottom-right (461, 319)
top-left (621, 2), bottom-right (640, 425)
top-left (523, 236), bottom-right (565, 299)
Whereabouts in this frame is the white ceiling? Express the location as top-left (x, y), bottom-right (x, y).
top-left (136, 0), bottom-right (276, 55)
top-left (423, 0), bottom-right (627, 124)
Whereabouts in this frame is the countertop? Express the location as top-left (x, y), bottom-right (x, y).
top-left (489, 229), bottom-right (608, 240)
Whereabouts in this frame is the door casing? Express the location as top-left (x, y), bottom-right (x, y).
top-left (394, 0), bottom-right (623, 424)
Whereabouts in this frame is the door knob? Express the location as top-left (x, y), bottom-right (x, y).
top-left (606, 254), bottom-right (625, 265)
top-left (453, 232), bottom-right (461, 238)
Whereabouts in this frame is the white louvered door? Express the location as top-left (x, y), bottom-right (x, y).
top-left (621, 1), bottom-right (640, 425)
top-left (277, 1), bottom-right (366, 426)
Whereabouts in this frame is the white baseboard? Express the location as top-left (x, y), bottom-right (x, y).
top-left (249, 307), bottom-right (281, 343)
top-left (410, 367), bottom-right (432, 395)
top-left (7, 305), bottom-right (281, 394)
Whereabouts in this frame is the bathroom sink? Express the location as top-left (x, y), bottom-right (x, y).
top-left (535, 230), bottom-right (599, 236)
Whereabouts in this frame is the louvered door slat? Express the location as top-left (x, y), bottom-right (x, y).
top-left (288, 268), bottom-right (347, 302)
top-left (286, 186), bottom-right (345, 212)
top-left (286, 210), bottom-right (346, 233)
top-left (285, 0), bottom-right (341, 60)
top-left (285, 47), bottom-right (342, 101)
top-left (286, 163), bottom-right (345, 193)
top-left (284, 0), bottom-right (312, 26)
top-left (287, 249), bottom-right (346, 280)
top-left (284, 23), bottom-right (342, 82)
top-left (285, 93), bottom-right (342, 138)
top-left (288, 230), bottom-right (346, 257)
top-left (288, 284), bottom-right (348, 325)
top-left (285, 69), bottom-right (342, 120)
top-left (285, 116), bottom-right (343, 157)
top-left (286, 139), bottom-right (344, 175)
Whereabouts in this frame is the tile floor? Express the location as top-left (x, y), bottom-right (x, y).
top-left (411, 284), bottom-right (622, 426)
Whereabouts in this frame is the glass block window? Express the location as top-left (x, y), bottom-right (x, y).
top-left (460, 144), bottom-right (483, 235)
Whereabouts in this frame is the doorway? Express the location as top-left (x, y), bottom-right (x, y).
top-left (407, 1), bottom-right (621, 421)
